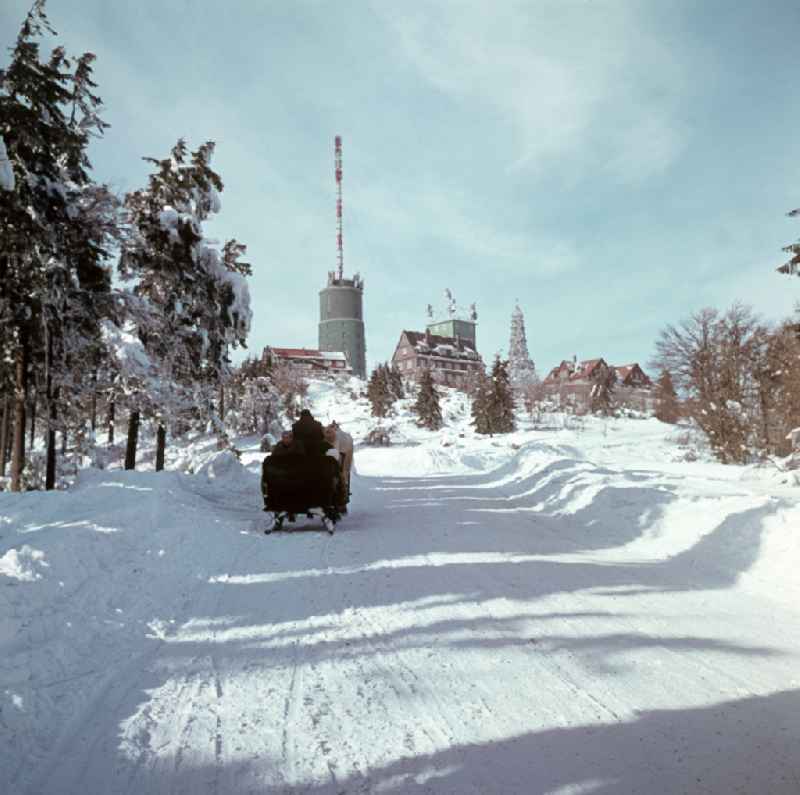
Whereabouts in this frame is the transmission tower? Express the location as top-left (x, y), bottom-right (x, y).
top-left (335, 134), bottom-right (344, 281)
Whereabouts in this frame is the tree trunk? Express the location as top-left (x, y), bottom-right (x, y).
top-left (29, 393), bottom-right (36, 450)
top-left (219, 383), bottom-right (225, 424)
top-left (90, 374), bottom-right (97, 433)
top-left (107, 399), bottom-right (115, 446)
top-left (46, 398), bottom-right (57, 491)
top-left (61, 429), bottom-right (67, 456)
top-left (0, 396), bottom-right (9, 478)
top-left (155, 424), bottom-right (166, 472)
top-left (10, 334), bottom-right (28, 492)
top-left (124, 410), bottom-right (139, 470)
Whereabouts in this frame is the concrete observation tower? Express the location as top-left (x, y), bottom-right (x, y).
top-left (318, 135), bottom-right (367, 378)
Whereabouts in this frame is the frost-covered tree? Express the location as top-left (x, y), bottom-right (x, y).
top-left (472, 357), bottom-right (515, 435)
top-left (226, 355), bottom-right (286, 437)
top-left (388, 363), bottom-right (405, 400)
top-left (413, 367), bottom-right (442, 430)
top-left (651, 304), bottom-right (770, 463)
top-left (507, 303), bottom-right (536, 389)
top-left (119, 138), bottom-right (251, 468)
top-left (367, 365), bottom-right (392, 418)
top-left (0, 1), bottom-right (113, 490)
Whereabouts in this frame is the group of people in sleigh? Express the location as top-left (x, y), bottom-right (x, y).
top-left (261, 409), bottom-right (353, 524)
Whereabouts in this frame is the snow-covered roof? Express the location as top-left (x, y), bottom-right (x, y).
top-left (401, 331), bottom-right (481, 360)
top-left (544, 358), bottom-right (651, 386)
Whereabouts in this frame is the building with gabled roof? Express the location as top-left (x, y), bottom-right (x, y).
top-left (391, 329), bottom-right (483, 389)
top-left (543, 357), bottom-right (609, 386)
top-left (613, 363), bottom-right (652, 388)
top-left (541, 356), bottom-right (653, 412)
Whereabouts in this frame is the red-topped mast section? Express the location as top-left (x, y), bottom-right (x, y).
top-left (335, 135), bottom-right (344, 281)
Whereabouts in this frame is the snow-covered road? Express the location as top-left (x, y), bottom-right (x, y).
top-left (2, 429), bottom-right (800, 794)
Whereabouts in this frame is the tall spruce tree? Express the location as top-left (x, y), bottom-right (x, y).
top-left (367, 365), bottom-right (392, 418)
top-left (413, 367), bottom-right (442, 430)
top-left (471, 370), bottom-right (493, 434)
top-left (119, 138), bottom-right (251, 469)
top-left (0, 1), bottom-right (113, 490)
top-left (488, 355), bottom-right (516, 433)
top-left (388, 363), bottom-right (405, 400)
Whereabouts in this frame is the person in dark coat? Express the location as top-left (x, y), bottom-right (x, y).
top-left (262, 431), bottom-right (304, 511)
top-left (292, 409), bottom-right (325, 456)
top-left (270, 430), bottom-right (304, 457)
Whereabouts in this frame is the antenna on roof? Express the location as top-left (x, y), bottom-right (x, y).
top-left (335, 135), bottom-right (344, 281)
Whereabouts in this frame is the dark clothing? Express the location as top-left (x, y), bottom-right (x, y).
top-left (292, 414), bottom-right (325, 456)
top-left (271, 440), bottom-right (305, 457)
top-left (262, 453), bottom-right (339, 514)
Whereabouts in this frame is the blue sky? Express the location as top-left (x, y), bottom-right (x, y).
top-left (2, 0), bottom-right (798, 376)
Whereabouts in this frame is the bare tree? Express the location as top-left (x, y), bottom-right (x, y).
top-left (651, 304), bottom-right (765, 463)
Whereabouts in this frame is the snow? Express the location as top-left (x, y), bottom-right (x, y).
top-left (0, 545), bottom-right (47, 581)
top-left (0, 134), bottom-right (14, 191)
top-left (158, 205), bottom-right (179, 229)
top-left (100, 319), bottom-right (154, 375)
top-left (1, 378), bottom-right (799, 793)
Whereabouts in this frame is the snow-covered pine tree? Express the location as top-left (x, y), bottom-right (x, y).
top-left (367, 365), bottom-right (392, 418)
top-left (507, 303), bottom-right (536, 389)
top-left (119, 139), bottom-right (251, 469)
top-left (224, 356), bottom-right (285, 438)
top-left (488, 355), bottom-right (516, 433)
top-left (413, 367), bottom-right (442, 430)
top-left (0, 1), bottom-right (114, 490)
top-left (654, 370), bottom-right (680, 424)
top-left (388, 363), bottom-right (405, 400)
top-left (471, 370), bottom-right (493, 435)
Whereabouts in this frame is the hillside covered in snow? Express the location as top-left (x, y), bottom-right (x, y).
top-left (1, 378), bottom-right (799, 794)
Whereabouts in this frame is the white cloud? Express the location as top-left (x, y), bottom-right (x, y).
top-left (377, 0), bottom-right (691, 182)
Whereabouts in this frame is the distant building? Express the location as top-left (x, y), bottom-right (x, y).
top-left (613, 363), bottom-right (652, 389)
top-left (391, 291), bottom-right (484, 389)
top-left (263, 346), bottom-right (352, 376)
top-left (541, 356), bottom-right (653, 411)
top-left (319, 271), bottom-right (366, 379)
top-left (391, 329), bottom-right (483, 389)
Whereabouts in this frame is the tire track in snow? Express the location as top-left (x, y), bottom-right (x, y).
top-left (280, 640), bottom-right (303, 787)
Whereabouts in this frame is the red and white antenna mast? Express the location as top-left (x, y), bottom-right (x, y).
top-left (335, 135), bottom-right (344, 281)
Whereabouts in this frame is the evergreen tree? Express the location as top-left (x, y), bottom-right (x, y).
top-left (413, 367), bottom-right (442, 430)
top-left (488, 355), bottom-right (516, 433)
top-left (470, 370), bottom-right (493, 434)
top-left (367, 365), bottom-right (392, 418)
top-left (388, 363), bottom-right (405, 400)
top-left (654, 370), bottom-right (680, 424)
top-left (0, 1), bottom-right (113, 490)
top-left (507, 303), bottom-right (536, 389)
top-left (119, 138), bottom-right (251, 468)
